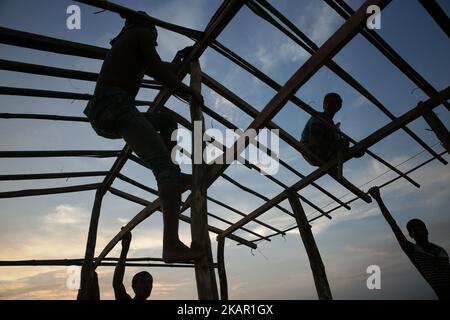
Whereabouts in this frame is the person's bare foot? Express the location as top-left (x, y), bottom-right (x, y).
top-left (162, 240), bottom-right (203, 263)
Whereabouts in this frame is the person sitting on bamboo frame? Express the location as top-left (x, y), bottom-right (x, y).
top-left (113, 230), bottom-right (153, 300)
top-left (368, 186), bottom-right (450, 300)
top-left (300, 92), bottom-right (364, 166)
top-left (84, 11), bottom-right (203, 263)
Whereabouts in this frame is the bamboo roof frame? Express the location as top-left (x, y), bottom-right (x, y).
top-left (0, 0), bottom-right (448, 300)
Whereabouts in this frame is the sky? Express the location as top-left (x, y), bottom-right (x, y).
top-left (0, 0), bottom-right (449, 300)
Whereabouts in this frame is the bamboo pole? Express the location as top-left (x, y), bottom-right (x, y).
top-left (0, 183), bottom-right (102, 199)
top-left (0, 259), bottom-right (200, 268)
top-left (217, 238), bottom-right (228, 300)
top-left (287, 190), bottom-right (332, 300)
top-left (77, 188), bottom-right (105, 300)
top-left (74, 0), bottom-right (202, 39)
top-left (0, 86), bottom-right (150, 106)
top-left (189, 60), bottom-right (219, 300)
top-left (0, 150), bottom-right (120, 158)
top-left (0, 171), bottom-right (107, 181)
top-left (0, 112), bottom-right (88, 122)
top-left (0, 58), bottom-right (161, 89)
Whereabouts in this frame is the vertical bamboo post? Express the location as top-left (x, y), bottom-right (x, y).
top-left (189, 59), bottom-right (219, 300)
top-left (77, 187), bottom-right (105, 300)
top-left (217, 237), bottom-right (228, 300)
top-left (286, 189), bottom-right (333, 300)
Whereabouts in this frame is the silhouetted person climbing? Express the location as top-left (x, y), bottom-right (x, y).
top-left (368, 186), bottom-right (450, 300)
top-left (300, 93), bottom-right (364, 166)
top-left (113, 230), bottom-right (153, 300)
top-left (84, 11), bottom-right (203, 263)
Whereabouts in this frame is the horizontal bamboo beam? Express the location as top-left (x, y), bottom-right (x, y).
top-left (0, 171), bottom-right (108, 181)
top-left (0, 183), bottom-right (102, 199)
top-left (0, 112), bottom-right (88, 122)
top-left (0, 26), bottom-right (105, 59)
top-left (74, 0), bottom-right (202, 39)
top-left (0, 58), bottom-right (161, 90)
top-left (109, 187), bottom-right (150, 206)
top-left (0, 259), bottom-right (199, 268)
top-left (0, 86), bottom-right (150, 106)
top-left (0, 150), bottom-right (120, 158)
top-left (218, 87), bottom-right (449, 239)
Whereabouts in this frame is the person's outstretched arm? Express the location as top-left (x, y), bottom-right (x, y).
top-left (368, 187), bottom-right (412, 251)
top-left (138, 29), bottom-right (203, 104)
top-left (113, 230), bottom-right (132, 300)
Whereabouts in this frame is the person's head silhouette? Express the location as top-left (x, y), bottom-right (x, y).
top-left (406, 219), bottom-right (429, 245)
top-left (131, 271), bottom-right (153, 300)
top-left (323, 92), bottom-right (342, 118)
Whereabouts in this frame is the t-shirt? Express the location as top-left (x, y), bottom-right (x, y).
top-left (300, 112), bottom-right (336, 144)
top-left (402, 241), bottom-right (450, 290)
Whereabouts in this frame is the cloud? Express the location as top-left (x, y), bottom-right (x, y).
top-left (298, 2), bottom-right (341, 46)
top-left (252, 2), bottom-right (342, 72)
top-left (0, 269), bottom-right (76, 300)
top-left (254, 41), bottom-right (309, 71)
top-left (344, 244), bottom-right (391, 257)
top-left (117, 217), bottom-right (129, 225)
top-left (209, 91), bottom-right (245, 124)
top-left (45, 204), bottom-right (88, 225)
